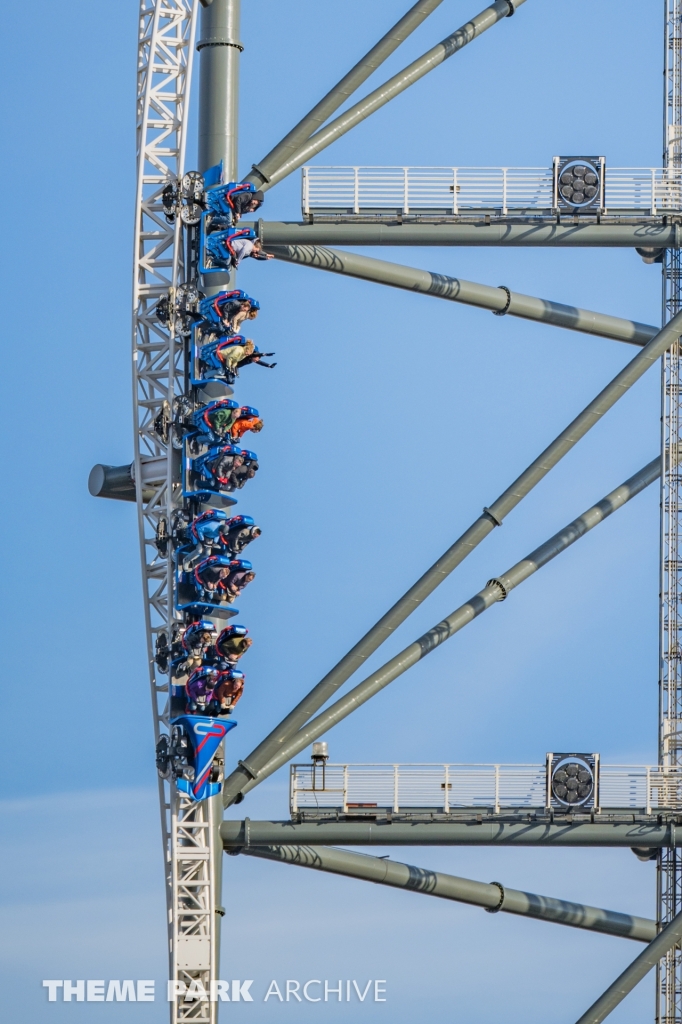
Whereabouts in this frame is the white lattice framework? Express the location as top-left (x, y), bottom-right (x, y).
top-left (132, 3), bottom-right (218, 1022)
top-left (660, 4), bottom-right (682, 1023)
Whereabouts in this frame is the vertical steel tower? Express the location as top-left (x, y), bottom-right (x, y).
top-left (660, 4), bottom-right (682, 1022)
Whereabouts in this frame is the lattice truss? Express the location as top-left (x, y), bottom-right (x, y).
top-left (659, 4), bottom-right (682, 1023)
top-left (132, 3), bottom-right (215, 1020)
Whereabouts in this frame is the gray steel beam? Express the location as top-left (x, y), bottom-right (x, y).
top-left (574, 910), bottom-right (682, 1024)
top-left (269, 244), bottom-right (657, 347)
top-left (88, 463), bottom-right (136, 503)
top-left (254, 0), bottom-right (524, 192)
top-left (252, 221), bottom-right (682, 248)
top-left (197, 0), bottom-right (242, 980)
top-left (245, 0), bottom-right (445, 188)
top-left (242, 844), bottom-right (656, 942)
top-left (227, 459), bottom-right (660, 798)
top-left (222, 312), bottom-right (682, 808)
top-left (197, 0), bottom-right (241, 174)
top-left (222, 819), bottom-right (681, 850)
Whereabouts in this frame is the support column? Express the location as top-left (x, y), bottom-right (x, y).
top-left (198, 0), bottom-right (241, 175)
top-left (196, 0), bottom-right (242, 994)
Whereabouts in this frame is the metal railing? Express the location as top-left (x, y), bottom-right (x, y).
top-left (301, 166), bottom-right (682, 216)
top-left (290, 763), bottom-right (682, 815)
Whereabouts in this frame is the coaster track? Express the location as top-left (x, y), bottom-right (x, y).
top-left (132, 4), bottom-right (219, 1020)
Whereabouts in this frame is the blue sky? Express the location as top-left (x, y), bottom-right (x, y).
top-left (0, 1), bottom-right (668, 1021)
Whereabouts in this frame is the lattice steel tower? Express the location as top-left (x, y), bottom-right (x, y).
top-left (660, 4), bottom-right (682, 1022)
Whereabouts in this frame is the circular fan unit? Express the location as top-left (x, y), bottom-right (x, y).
top-left (551, 756), bottom-right (594, 807)
top-left (557, 157), bottom-right (603, 210)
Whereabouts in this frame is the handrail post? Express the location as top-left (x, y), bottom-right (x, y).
top-left (652, 167), bottom-right (657, 216)
top-left (452, 167), bottom-right (458, 214)
top-left (393, 764), bottom-right (400, 812)
top-left (291, 765), bottom-right (297, 814)
top-left (353, 166), bottom-right (359, 214)
top-left (343, 764), bottom-right (349, 813)
top-left (403, 166), bottom-right (409, 214)
top-left (494, 765), bottom-right (500, 814)
top-left (646, 765), bottom-right (651, 815)
top-left (444, 764), bottom-right (450, 813)
top-left (303, 165), bottom-right (309, 216)
top-left (502, 167), bottom-right (507, 215)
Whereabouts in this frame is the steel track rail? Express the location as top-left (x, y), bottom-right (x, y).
top-left (132, 4), bottom-right (217, 1021)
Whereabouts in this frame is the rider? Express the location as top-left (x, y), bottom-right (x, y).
top-left (228, 449), bottom-right (258, 490)
top-left (223, 515), bottom-right (261, 556)
top-left (214, 624), bottom-right (252, 665)
top-left (194, 445), bottom-right (245, 492)
top-left (209, 667), bottom-right (245, 714)
top-left (229, 187), bottom-right (264, 223)
top-left (185, 665), bottom-right (220, 713)
top-left (193, 556), bottom-right (233, 600)
top-left (172, 620), bottom-right (217, 679)
top-left (222, 561), bottom-right (256, 603)
top-left (229, 407), bottom-right (263, 444)
top-left (229, 235), bottom-right (274, 269)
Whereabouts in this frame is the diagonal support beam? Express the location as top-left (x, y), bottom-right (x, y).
top-left (574, 909), bottom-right (682, 1024)
top-left (231, 459), bottom-right (660, 794)
top-left (268, 244), bottom-right (657, 347)
top-left (223, 453), bottom-right (662, 805)
top-left (253, 0), bottom-right (524, 192)
top-left (245, 0), bottom-right (446, 188)
top-left (241, 844), bottom-right (657, 943)
top-left (223, 307), bottom-right (682, 806)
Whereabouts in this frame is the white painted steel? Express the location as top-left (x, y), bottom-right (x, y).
top-left (660, 6), bottom-right (682, 1021)
top-left (132, 3), bottom-right (210, 1021)
top-left (290, 763), bottom-right (682, 815)
top-left (301, 165), bottom-right (682, 216)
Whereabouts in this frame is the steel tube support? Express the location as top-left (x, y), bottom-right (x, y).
top-left (574, 910), bottom-right (682, 1024)
top-left (222, 304), bottom-right (682, 803)
top-left (197, 0), bottom-right (242, 991)
top-left (245, 0), bottom-right (445, 188)
top-left (228, 459), bottom-right (660, 796)
top-left (255, 0), bottom-right (524, 192)
top-left (268, 244), bottom-right (657, 347)
top-left (241, 844), bottom-right (656, 942)
top-left (253, 221), bottom-right (682, 248)
top-left (198, 0), bottom-right (241, 173)
top-left (222, 819), bottom-right (682, 849)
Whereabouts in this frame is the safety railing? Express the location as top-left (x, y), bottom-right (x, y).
top-left (290, 763), bottom-right (682, 815)
top-left (301, 166), bottom-right (682, 216)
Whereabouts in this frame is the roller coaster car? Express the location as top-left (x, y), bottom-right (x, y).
top-left (200, 221), bottom-right (257, 275)
top-left (177, 512), bottom-right (260, 570)
top-left (188, 554), bottom-right (252, 603)
top-left (204, 181), bottom-right (260, 222)
top-left (176, 555), bottom-right (241, 619)
top-left (197, 289), bottom-right (260, 333)
top-left (190, 398), bottom-right (240, 446)
top-left (156, 716), bottom-right (236, 803)
top-left (190, 331), bottom-right (246, 387)
top-left (182, 439), bottom-right (241, 506)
